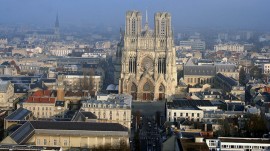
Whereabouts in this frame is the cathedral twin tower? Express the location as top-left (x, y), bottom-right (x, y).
top-left (114, 11), bottom-right (177, 101)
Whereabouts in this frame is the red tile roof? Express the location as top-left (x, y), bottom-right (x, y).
top-left (32, 90), bottom-right (51, 97)
top-left (25, 96), bottom-right (56, 103)
top-left (25, 90), bottom-right (56, 103)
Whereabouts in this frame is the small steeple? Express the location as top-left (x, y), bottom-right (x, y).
top-left (54, 12), bottom-right (60, 38)
top-left (144, 9), bottom-right (149, 30)
top-left (55, 12), bottom-right (59, 28)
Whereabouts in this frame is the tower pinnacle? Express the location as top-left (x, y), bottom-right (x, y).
top-left (144, 9), bottom-right (149, 30)
top-left (54, 12), bottom-right (60, 38)
top-left (55, 13), bottom-right (59, 28)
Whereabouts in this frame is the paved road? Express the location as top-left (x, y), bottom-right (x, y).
top-left (131, 101), bottom-right (165, 151)
top-left (139, 116), bottom-right (161, 151)
top-left (132, 101), bottom-right (165, 116)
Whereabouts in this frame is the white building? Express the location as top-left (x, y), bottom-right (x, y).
top-left (179, 39), bottom-right (206, 50)
top-left (214, 43), bottom-right (245, 53)
top-left (206, 137), bottom-right (270, 151)
top-left (49, 48), bottom-right (72, 56)
top-left (62, 74), bottom-right (103, 93)
top-left (81, 52), bottom-right (106, 59)
top-left (166, 99), bottom-right (218, 123)
top-left (0, 81), bottom-right (15, 109)
top-left (263, 63), bottom-right (270, 74)
top-left (81, 94), bottom-right (132, 129)
top-left (26, 47), bottom-right (43, 54)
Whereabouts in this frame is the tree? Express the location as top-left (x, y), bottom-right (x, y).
top-left (239, 67), bottom-right (246, 86)
top-left (250, 66), bottom-right (263, 80)
top-left (177, 70), bottom-right (183, 84)
top-left (243, 114), bottom-right (267, 137)
top-left (88, 68), bottom-right (96, 97)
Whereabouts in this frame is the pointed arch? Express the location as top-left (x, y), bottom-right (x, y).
top-left (143, 81), bottom-right (153, 92)
top-left (141, 80), bottom-right (154, 101)
top-left (157, 83), bottom-right (166, 100)
top-left (129, 82), bottom-right (137, 100)
top-left (131, 83), bottom-right (137, 92)
top-left (159, 83), bottom-right (165, 93)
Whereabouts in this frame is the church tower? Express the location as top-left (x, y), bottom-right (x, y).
top-left (54, 13), bottom-right (60, 39)
top-left (57, 74), bottom-right (65, 101)
top-left (116, 11), bottom-right (177, 101)
top-left (125, 11), bottom-right (142, 36)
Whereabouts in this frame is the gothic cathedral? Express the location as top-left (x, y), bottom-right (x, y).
top-left (114, 11), bottom-right (177, 101)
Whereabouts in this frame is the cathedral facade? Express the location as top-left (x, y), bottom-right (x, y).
top-left (115, 11), bottom-right (177, 101)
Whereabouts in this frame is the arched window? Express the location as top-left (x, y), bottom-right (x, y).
top-left (143, 82), bottom-right (151, 91)
top-left (131, 83), bottom-right (137, 92)
top-left (159, 84), bottom-right (165, 92)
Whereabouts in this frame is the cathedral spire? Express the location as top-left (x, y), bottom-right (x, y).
top-left (54, 12), bottom-right (60, 38)
top-left (55, 12), bottom-right (59, 28)
top-left (144, 9), bottom-right (149, 30)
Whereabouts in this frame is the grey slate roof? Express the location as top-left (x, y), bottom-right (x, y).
top-left (167, 99), bottom-right (214, 109)
top-left (10, 121), bottom-right (35, 144)
top-left (216, 73), bottom-right (238, 86)
top-left (0, 81), bottom-right (10, 93)
top-left (215, 63), bottom-right (236, 72)
top-left (72, 111), bottom-right (97, 121)
top-left (30, 121), bottom-right (128, 131)
top-left (81, 112), bottom-right (97, 119)
top-left (7, 120), bottom-right (128, 145)
top-left (5, 108), bottom-right (31, 121)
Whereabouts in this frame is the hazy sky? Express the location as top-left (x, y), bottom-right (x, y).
top-left (0, 0), bottom-right (270, 30)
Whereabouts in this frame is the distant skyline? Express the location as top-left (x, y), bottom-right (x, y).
top-left (0, 0), bottom-right (270, 31)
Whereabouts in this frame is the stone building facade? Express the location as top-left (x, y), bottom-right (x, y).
top-left (115, 11), bottom-right (177, 101)
top-left (80, 94), bottom-right (132, 129)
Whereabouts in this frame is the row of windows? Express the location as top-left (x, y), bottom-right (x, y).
top-left (169, 117), bottom-right (200, 122)
top-left (221, 145), bottom-right (270, 149)
top-left (36, 111), bottom-right (52, 117)
top-left (169, 112), bottom-right (200, 117)
top-left (96, 111), bottom-right (126, 116)
top-left (187, 77), bottom-right (214, 84)
top-left (217, 69), bottom-right (235, 72)
top-left (26, 106), bottom-right (53, 111)
top-left (95, 111), bottom-right (126, 120)
top-left (37, 139), bottom-right (68, 146)
top-left (82, 104), bottom-right (127, 109)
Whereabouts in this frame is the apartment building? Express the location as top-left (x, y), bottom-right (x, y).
top-left (81, 94), bottom-right (132, 129)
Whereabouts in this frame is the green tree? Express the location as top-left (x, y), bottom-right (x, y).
top-left (177, 70), bottom-right (183, 84)
top-left (250, 66), bottom-right (263, 80)
top-left (244, 114), bottom-right (267, 137)
top-left (239, 67), bottom-right (246, 86)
